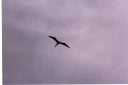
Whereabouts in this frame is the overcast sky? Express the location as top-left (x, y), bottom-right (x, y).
top-left (3, 0), bottom-right (128, 84)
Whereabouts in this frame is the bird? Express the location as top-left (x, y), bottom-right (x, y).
top-left (48, 36), bottom-right (70, 48)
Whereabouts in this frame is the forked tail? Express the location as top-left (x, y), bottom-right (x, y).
top-left (55, 43), bottom-right (59, 47)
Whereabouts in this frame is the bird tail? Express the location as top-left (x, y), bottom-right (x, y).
top-left (55, 43), bottom-right (59, 47)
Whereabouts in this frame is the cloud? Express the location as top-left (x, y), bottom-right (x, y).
top-left (3, 0), bottom-right (128, 84)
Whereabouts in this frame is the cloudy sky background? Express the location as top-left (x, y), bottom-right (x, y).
top-left (2, 0), bottom-right (128, 84)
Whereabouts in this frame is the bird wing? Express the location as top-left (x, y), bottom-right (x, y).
top-left (48, 36), bottom-right (58, 42)
top-left (61, 43), bottom-right (70, 48)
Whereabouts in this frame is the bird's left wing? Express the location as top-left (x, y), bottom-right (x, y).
top-left (62, 43), bottom-right (70, 48)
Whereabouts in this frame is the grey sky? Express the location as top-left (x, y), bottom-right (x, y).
top-left (3, 0), bottom-right (128, 84)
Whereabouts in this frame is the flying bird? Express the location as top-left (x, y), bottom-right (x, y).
top-left (49, 36), bottom-right (70, 48)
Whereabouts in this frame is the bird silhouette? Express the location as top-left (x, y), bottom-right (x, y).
top-left (49, 36), bottom-right (70, 48)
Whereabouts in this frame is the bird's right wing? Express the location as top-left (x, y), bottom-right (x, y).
top-left (48, 36), bottom-right (58, 42)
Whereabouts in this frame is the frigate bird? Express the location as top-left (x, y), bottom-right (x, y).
top-left (48, 36), bottom-right (70, 48)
